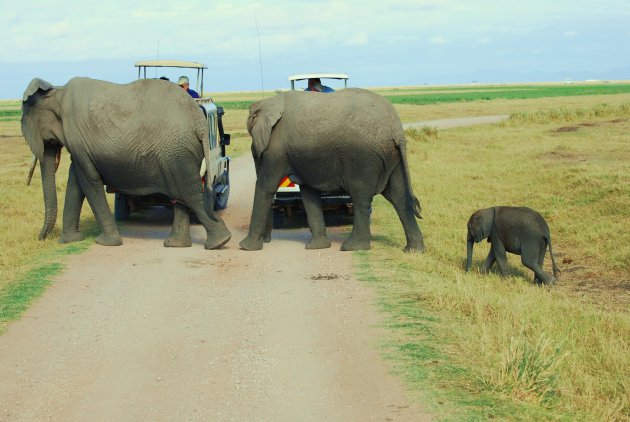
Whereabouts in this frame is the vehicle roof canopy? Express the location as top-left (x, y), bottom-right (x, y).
top-left (288, 73), bottom-right (348, 81)
top-left (135, 60), bottom-right (207, 96)
top-left (135, 60), bottom-right (207, 69)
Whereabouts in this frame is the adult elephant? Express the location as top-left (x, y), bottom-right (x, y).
top-left (239, 88), bottom-right (425, 252)
top-left (21, 77), bottom-right (231, 249)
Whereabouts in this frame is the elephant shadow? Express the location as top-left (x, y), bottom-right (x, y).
top-left (462, 257), bottom-right (532, 281)
top-left (117, 207), bottom-right (176, 240)
top-left (371, 234), bottom-right (403, 249)
top-left (279, 210), bottom-right (355, 229)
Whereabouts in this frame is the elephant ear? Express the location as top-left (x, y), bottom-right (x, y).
top-left (21, 78), bottom-right (56, 161)
top-left (475, 208), bottom-right (495, 242)
top-left (247, 95), bottom-right (284, 159)
top-left (22, 78), bottom-right (54, 102)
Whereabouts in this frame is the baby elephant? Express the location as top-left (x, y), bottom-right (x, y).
top-left (465, 206), bottom-right (560, 285)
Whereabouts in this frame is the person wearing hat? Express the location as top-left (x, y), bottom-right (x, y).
top-left (177, 76), bottom-right (200, 98)
top-left (305, 78), bottom-right (334, 93)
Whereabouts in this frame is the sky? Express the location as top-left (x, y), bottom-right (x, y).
top-left (1, 0), bottom-right (629, 99)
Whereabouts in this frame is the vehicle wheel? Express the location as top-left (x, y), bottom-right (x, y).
top-left (272, 209), bottom-right (285, 229)
top-left (213, 173), bottom-right (230, 210)
top-left (114, 193), bottom-right (130, 221)
top-left (214, 184), bottom-right (229, 210)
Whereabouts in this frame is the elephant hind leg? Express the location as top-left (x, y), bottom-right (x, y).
top-left (381, 166), bottom-right (425, 252)
top-left (341, 194), bottom-right (372, 251)
top-left (300, 185), bottom-right (331, 250)
top-left (164, 202), bottom-right (192, 247)
top-left (522, 242), bottom-right (555, 285)
top-left (188, 194), bottom-right (231, 250)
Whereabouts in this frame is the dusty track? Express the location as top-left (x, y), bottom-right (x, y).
top-left (0, 151), bottom-right (430, 421)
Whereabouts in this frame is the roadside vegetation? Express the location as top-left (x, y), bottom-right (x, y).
top-left (1, 84), bottom-right (629, 420)
top-left (362, 101), bottom-right (630, 420)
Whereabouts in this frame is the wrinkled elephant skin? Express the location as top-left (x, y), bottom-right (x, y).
top-left (21, 77), bottom-right (231, 249)
top-left (239, 89), bottom-right (425, 253)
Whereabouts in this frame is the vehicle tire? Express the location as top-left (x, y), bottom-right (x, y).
top-left (272, 209), bottom-right (285, 229)
top-left (114, 193), bottom-right (130, 221)
top-left (214, 185), bottom-right (229, 210)
top-left (213, 173), bottom-right (230, 210)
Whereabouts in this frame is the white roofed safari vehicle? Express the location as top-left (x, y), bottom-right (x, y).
top-left (107, 60), bottom-right (231, 220)
top-left (272, 73), bottom-right (352, 228)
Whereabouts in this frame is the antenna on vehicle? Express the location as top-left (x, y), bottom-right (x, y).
top-left (155, 40), bottom-right (160, 78)
top-left (252, 7), bottom-right (265, 98)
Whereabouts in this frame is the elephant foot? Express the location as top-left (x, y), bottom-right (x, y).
top-left (205, 230), bottom-right (232, 250)
top-left (404, 242), bottom-right (425, 253)
top-left (535, 275), bottom-right (557, 287)
top-left (239, 236), bottom-right (264, 251)
top-left (341, 237), bottom-right (370, 251)
top-left (306, 236), bottom-right (331, 250)
top-left (60, 230), bottom-right (85, 244)
top-left (96, 233), bottom-right (123, 246)
top-left (164, 235), bottom-right (192, 248)
top-left (263, 232), bottom-right (272, 243)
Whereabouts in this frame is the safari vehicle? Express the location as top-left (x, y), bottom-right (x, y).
top-left (272, 73), bottom-right (352, 228)
top-left (107, 60), bottom-right (231, 221)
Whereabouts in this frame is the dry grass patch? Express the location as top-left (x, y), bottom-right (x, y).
top-left (360, 102), bottom-right (630, 420)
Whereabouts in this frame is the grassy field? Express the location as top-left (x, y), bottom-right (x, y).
top-left (210, 81), bottom-right (630, 112)
top-left (1, 84), bottom-right (629, 420)
top-left (363, 103), bottom-right (630, 420)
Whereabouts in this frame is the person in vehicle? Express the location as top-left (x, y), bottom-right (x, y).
top-left (177, 76), bottom-right (200, 98)
top-left (305, 78), bottom-right (334, 93)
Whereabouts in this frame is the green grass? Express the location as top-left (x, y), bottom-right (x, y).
top-left (214, 83), bottom-right (630, 112)
top-left (0, 108), bottom-right (20, 122)
top-left (385, 83), bottom-right (630, 106)
top-left (0, 241), bottom-right (93, 333)
top-left (358, 103), bottom-right (630, 420)
top-left (1, 90), bottom-right (629, 420)
top-left (217, 100), bottom-right (255, 110)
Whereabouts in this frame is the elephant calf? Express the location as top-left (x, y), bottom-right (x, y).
top-left (465, 206), bottom-right (560, 285)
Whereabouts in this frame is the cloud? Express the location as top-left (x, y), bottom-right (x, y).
top-left (564, 30), bottom-right (577, 37)
top-left (345, 32), bottom-right (369, 46)
top-left (429, 36), bottom-right (449, 45)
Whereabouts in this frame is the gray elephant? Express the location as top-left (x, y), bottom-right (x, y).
top-left (21, 77), bottom-right (231, 249)
top-left (465, 206), bottom-right (559, 285)
top-left (239, 88), bottom-right (425, 252)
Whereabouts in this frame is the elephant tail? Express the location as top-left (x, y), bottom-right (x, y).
top-left (197, 121), bottom-right (211, 188)
top-left (397, 138), bottom-right (422, 219)
top-left (547, 236), bottom-right (561, 278)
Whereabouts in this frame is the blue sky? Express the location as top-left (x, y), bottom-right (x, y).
top-left (1, 0), bottom-right (629, 99)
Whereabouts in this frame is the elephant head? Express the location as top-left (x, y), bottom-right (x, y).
top-left (246, 94), bottom-right (284, 159)
top-left (21, 78), bottom-right (66, 240)
top-left (465, 207), bottom-right (495, 272)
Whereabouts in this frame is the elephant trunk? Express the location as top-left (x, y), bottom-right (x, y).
top-left (38, 144), bottom-right (60, 240)
top-left (465, 237), bottom-right (474, 272)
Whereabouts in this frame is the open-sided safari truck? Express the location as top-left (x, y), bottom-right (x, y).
top-left (272, 73), bottom-right (352, 228)
top-left (107, 60), bottom-right (231, 220)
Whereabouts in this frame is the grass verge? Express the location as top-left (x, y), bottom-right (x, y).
top-left (357, 103), bottom-right (630, 420)
top-left (0, 242), bottom-right (93, 333)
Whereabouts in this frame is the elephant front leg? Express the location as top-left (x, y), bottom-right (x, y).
top-left (60, 163), bottom-right (86, 243)
top-left (300, 185), bottom-right (331, 250)
top-left (481, 249), bottom-right (496, 273)
top-left (341, 197), bottom-right (372, 251)
top-left (490, 239), bottom-right (510, 276)
top-left (263, 208), bottom-right (272, 243)
top-left (240, 182), bottom-right (276, 251)
top-left (164, 202), bottom-right (192, 247)
top-left (75, 161), bottom-right (122, 246)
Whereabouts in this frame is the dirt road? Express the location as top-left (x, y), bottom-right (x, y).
top-left (403, 114), bottom-right (508, 130)
top-left (0, 150), bottom-right (431, 420)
